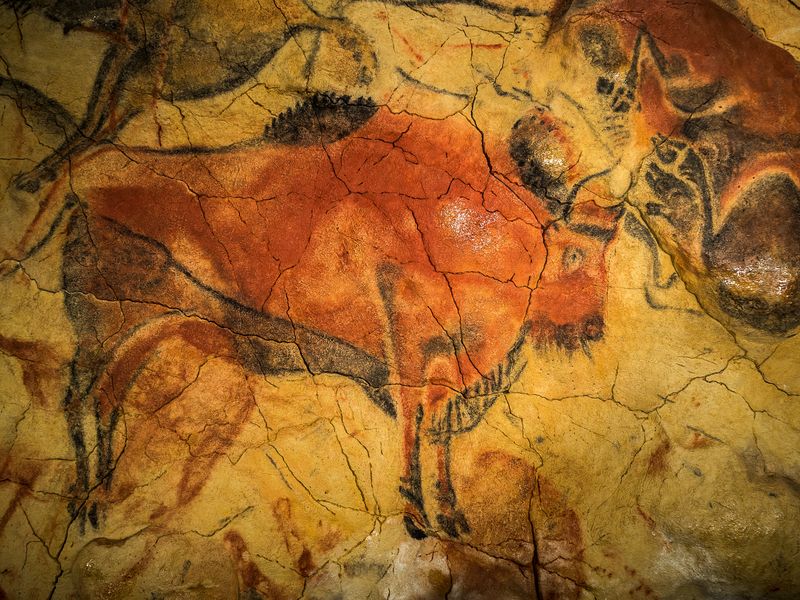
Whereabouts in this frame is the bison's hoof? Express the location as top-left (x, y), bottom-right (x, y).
top-left (12, 165), bottom-right (57, 194)
top-left (67, 498), bottom-right (102, 535)
top-left (436, 510), bottom-right (470, 538)
top-left (404, 514), bottom-right (429, 540)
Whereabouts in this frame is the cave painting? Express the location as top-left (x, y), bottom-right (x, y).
top-left (546, 0), bottom-right (800, 334)
top-left (4, 0), bottom-right (555, 194)
top-left (14, 94), bottom-right (619, 538)
top-left (1, 0), bottom-right (799, 596)
top-left (4, 0), bottom-right (378, 193)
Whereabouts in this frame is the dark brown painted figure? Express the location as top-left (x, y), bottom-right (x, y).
top-left (552, 0), bottom-right (800, 335)
top-left (15, 94), bottom-right (618, 538)
top-left (1, 0), bottom-right (560, 193)
top-left (2, 0), bottom-right (379, 193)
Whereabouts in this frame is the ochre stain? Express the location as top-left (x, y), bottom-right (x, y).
top-left (0, 335), bottom-right (62, 409)
top-left (224, 530), bottom-right (287, 600)
top-left (392, 28), bottom-right (425, 63)
top-left (462, 451), bottom-right (587, 599)
top-left (635, 504), bottom-right (656, 530)
top-left (272, 498), bottom-right (316, 577)
top-left (686, 431), bottom-right (714, 449)
top-left (296, 548), bottom-right (314, 579)
top-left (646, 439), bottom-right (672, 475)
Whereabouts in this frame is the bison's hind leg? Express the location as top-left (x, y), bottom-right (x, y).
top-left (63, 353), bottom-right (98, 533)
top-left (83, 314), bottom-right (255, 529)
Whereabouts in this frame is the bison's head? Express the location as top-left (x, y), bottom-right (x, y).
top-left (551, 0), bottom-right (800, 338)
top-left (527, 201), bottom-right (621, 353)
top-left (507, 106), bottom-right (622, 354)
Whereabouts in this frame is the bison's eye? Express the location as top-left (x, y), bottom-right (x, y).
top-left (562, 246), bottom-right (586, 272)
top-left (666, 188), bottom-right (691, 206)
top-left (698, 144), bottom-right (716, 160)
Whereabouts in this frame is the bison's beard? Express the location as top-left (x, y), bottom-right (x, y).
top-left (528, 314), bottom-right (605, 355)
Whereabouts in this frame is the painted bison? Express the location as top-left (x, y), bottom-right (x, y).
top-left (14, 93), bottom-right (619, 538)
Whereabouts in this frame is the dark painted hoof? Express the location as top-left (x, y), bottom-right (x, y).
top-left (87, 501), bottom-right (101, 530)
top-left (404, 514), bottom-right (428, 540)
top-left (12, 172), bottom-right (41, 194)
top-left (68, 499), bottom-right (92, 535)
top-left (12, 164), bottom-right (57, 194)
top-left (67, 491), bottom-right (104, 535)
top-left (436, 510), bottom-right (470, 538)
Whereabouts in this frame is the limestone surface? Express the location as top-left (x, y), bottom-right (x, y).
top-left (0, 0), bottom-right (799, 598)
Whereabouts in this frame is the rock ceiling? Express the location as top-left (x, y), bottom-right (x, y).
top-left (0, 0), bottom-right (799, 598)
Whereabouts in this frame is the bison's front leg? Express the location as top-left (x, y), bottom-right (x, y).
top-left (398, 392), bottom-right (430, 539)
top-left (378, 262), bottom-right (471, 539)
top-left (63, 345), bottom-right (101, 534)
top-left (400, 405), bottom-right (430, 540)
top-left (62, 284), bottom-right (122, 533)
top-left (425, 367), bottom-right (471, 539)
top-left (398, 385), bottom-right (471, 539)
top-left (434, 435), bottom-right (470, 538)
top-left (378, 264), bottom-right (438, 539)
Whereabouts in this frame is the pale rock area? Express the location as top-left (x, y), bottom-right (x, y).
top-left (0, 1), bottom-right (799, 599)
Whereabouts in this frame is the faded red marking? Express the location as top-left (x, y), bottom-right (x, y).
top-left (0, 335), bottom-right (59, 536)
top-left (635, 503), bottom-right (656, 530)
top-left (224, 530), bottom-right (288, 600)
top-left (0, 477), bottom-right (36, 534)
top-left (0, 335), bottom-right (62, 409)
top-left (459, 451), bottom-right (587, 598)
top-left (272, 498), bottom-right (316, 578)
top-left (686, 431), bottom-right (713, 449)
top-left (391, 27), bottom-right (425, 64)
top-left (646, 439), bottom-right (671, 475)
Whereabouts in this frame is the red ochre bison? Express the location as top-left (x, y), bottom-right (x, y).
top-left (14, 93), bottom-right (619, 538)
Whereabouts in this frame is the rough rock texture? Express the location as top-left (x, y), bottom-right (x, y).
top-left (0, 0), bottom-right (799, 598)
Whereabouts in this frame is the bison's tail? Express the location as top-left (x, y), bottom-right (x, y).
top-left (427, 323), bottom-right (529, 442)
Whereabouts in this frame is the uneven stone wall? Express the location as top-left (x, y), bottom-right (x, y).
top-left (1, 1), bottom-right (799, 598)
